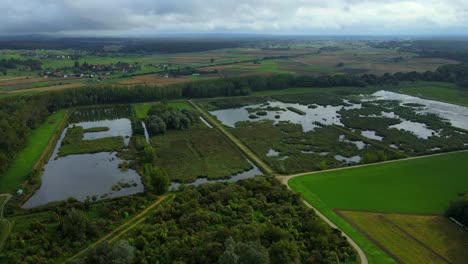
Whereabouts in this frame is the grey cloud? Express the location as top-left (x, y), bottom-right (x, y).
top-left (0, 0), bottom-right (467, 35)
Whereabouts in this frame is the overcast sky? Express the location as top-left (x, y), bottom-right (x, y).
top-left (1, 0), bottom-right (468, 36)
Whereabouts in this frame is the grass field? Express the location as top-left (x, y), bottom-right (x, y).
top-left (133, 101), bottom-right (192, 119)
top-left (152, 122), bottom-right (253, 183)
top-left (58, 126), bottom-right (124, 156)
top-left (390, 82), bottom-right (468, 106)
top-left (289, 151), bottom-right (468, 263)
top-left (0, 110), bottom-right (66, 193)
top-left (339, 211), bottom-right (468, 264)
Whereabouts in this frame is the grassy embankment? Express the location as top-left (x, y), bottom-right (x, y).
top-left (58, 126), bottom-right (124, 157)
top-left (0, 110), bottom-right (67, 193)
top-left (289, 151), bottom-right (468, 264)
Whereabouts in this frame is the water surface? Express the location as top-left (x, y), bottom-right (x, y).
top-left (370, 90), bottom-right (468, 130)
top-left (23, 118), bottom-right (143, 208)
top-left (210, 100), bottom-right (361, 132)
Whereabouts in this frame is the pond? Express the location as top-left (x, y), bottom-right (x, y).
top-left (370, 90), bottom-right (468, 130)
top-left (169, 160), bottom-right (262, 191)
top-left (389, 120), bottom-right (439, 139)
top-left (23, 117), bottom-right (143, 208)
top-left (210, 100), bottom-right (361, 132)
top-left (361, 130), bottom-right (384, 141)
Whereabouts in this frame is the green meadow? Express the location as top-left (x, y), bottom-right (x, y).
top-left (0, 110), bottom-right (66, 193)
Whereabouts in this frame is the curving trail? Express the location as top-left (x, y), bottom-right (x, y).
top-left (65, 194), bottom-right (171, 263)
top-left (0, 194), bottom-right (12, 252)
top-left (277, 176), bottom-right (369, 264)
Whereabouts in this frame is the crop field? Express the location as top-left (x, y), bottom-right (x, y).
top-left (338, 211), bottom-right (468, 264)
top-left (289, 151), bottom-right (468, 263)
top-left (0, 110), bottom-right (66, 193)
top-left (116, 75), bottom-right (192, 86)
top-left (292, 48), bottom-right (459, 75)
top-left (151, 122), bottom-right (253, 183)
top-left (199, 47), bottom-right (459, 77)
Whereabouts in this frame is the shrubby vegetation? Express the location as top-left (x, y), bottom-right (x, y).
top-left (146, 102), bottom-right (198, 134)
top-left (0, 96), bottom-right (51, 176)
top-left (59, 125), bottom-right (124, 156)
top-left (123, 177), bottom-right (357, 264)
top-left (0, 58), bottom-right (42, 73)
top-left (445, 193), bottom-right (468, 226)
top-left (1, 196), bottom-right (151, 263)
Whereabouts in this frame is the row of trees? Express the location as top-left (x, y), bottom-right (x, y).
top-left (0, 58), bottom-right (42, 70)
top-left (0, 97), bottom-right (50, 176)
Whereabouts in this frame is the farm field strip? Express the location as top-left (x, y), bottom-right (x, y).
top-left (337, 210), bottom-right (467, 264)
top-left (0, 110), bottom-right (68, 193)
top-left (286, 150), bottom-right (468, 264)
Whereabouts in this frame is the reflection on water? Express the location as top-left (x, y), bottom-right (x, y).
top-left (389, 120), bottom-right (439, 139)
top-left (199, 116), bottom-right (213, 128)
top-left (339, 135), bottom-right (367, 150)
top-left (370, 90), bottom-right (468, 130)
top-left (23, 118), bottom-right (143, 208)
top-left (335, 154), bottom-right (361, 164)
top-left (141, 121), bottom-right (150, 143)
top-left (361, 130), bottom-right (384, 141)
top-left (169, 160), bottom-right (263, 191)
top-left (266, 148), bottom-right (280, 157)
top-left (210, 100), bottom-right (361, 132)
top-left (80, 118), bottom-right (133, 145)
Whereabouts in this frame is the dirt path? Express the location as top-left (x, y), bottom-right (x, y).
top-left (189, 100), bottom-right (274, 175)
top-left (0, 194), bottom-right (12, 252)
top-left (65, 194), bottom-right (170, 263)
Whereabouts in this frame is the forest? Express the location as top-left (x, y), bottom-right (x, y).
top-left (110, 177), bottom-right (357, 264)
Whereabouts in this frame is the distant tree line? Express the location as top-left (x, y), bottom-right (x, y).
top-left (0, 38), bottom-right (246, 54)
top-left (0, 58), bottom-right (42, 72)
top-left (374, 40), bottom-right (468, 63)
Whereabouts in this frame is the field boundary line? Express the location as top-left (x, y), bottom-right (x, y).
top-left (65, 194), bottom-right (171, 263)
top-left (189, 100), bottom-right (274, 175)
top-left (334, 209), bottom-right (401, 264)
top-left (335, 208), bottom-right (442, 216)
top-left (378, 215), bottom-right (452, 264)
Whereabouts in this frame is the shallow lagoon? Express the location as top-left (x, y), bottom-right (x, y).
top-left (23, 118), bottom-right (143, 208)
top-left (210, 100), bottom-right (361, 132)
top-left (370, 90), bottom-right (468, 130)
top-left (169, 160), bottom-right (262, 191)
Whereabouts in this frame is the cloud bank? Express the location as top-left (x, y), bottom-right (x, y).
top-left (1, 0), bottom-right (467, 35)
